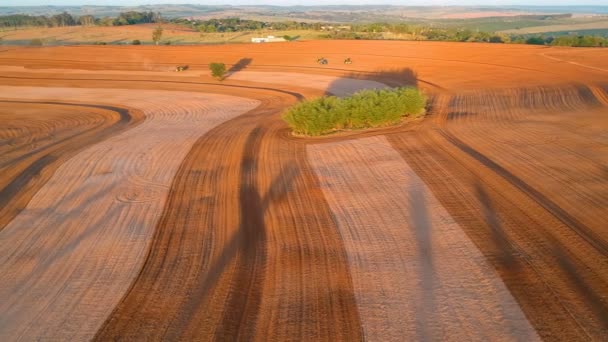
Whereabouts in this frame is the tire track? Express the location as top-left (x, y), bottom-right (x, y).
top-left (390, 93), bottom-right (608, 339)
top-left (389, 129), bottom-right (608, 340)
top-left (95, 88), bottom-right (364, 340)
top-left (438, 129), bottom-right (608, 254)
top-left (3, 42), bottom-right (608, 340)
top-left (590, 85), bottom-right (608, 106)
top-left (436, 88), bottom-right (608, 256)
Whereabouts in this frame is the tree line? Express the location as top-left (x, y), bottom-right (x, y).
top-left (514, 35), bottom-right (608, 47)
top-left (171, 17), bottom-right (320, 33)
top-left (320, 23), bottom-right (608, 47)
top-left (179, 18), bottom-right (607, 47)
top-left (0, 11), bottom-right (160, 28)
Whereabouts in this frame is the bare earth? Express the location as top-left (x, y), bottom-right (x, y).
top-left (0, 40), bottom-right (606, 341)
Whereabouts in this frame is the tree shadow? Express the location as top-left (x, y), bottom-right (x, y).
top-left (474, 182), bottom-right (518, 268)
top-left (173, 127), bottom-right (299, 340)
top-left (552, 245), bottom-right (608, 328)
top-left (225, 58), bottom-right (253, 79)
top-left (474, 180), bottom-right (608, 329)
top-left (356, 68), bottom-right (419, 88)
top-left (325, 67), bottom-right (420, 97)
top-left (408, 186), bottom-right (436, 341)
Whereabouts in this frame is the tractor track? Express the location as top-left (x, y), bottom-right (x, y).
top-left (0, 100), bottom-right (144, 231)
top-left (94, 88), bottom-right (365, 340)
top-left (436, 129), bottom-right (608, 256)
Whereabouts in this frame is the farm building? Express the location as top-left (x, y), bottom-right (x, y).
top-left (251, 35), bottom-right (286, 43)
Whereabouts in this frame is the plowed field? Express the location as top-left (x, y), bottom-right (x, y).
top-left (0, 41), bottom-right (606, 341)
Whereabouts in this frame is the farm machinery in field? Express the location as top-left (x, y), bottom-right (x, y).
top-left (316, 57), bottom-right (352, 65)
top-left (175, 65), bottom-right (189, 72)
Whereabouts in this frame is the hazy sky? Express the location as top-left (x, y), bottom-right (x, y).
top-left (6, 1), bottom-right (608, 6)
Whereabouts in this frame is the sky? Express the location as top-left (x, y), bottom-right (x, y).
top-left (4, 1), bottom-right (608, 6)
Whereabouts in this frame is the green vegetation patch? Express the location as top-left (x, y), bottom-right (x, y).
top-left (282, 87), bottom-right (427, 136)
top-left (209, 62), bottom-right (227, 80)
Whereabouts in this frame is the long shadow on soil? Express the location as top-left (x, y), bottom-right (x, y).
top-left (326, 67), bottom-right (419, 96)
top-left (173, 127), bottom-right (299, 340)
top-left (474, 182), bottom-right (518, 268)
top-left (408, 187), bottom-right (436, 341)
top-left (474, 181), bottom-right (608, 330)
top-left (225, 58), bottom-right (253, 79)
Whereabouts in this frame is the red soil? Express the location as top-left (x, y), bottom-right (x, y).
top-left (0, 41), bottom-right (606, 340)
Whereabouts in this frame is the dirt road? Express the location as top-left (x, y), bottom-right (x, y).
top-left (0, 41), bottom-right (606, 340)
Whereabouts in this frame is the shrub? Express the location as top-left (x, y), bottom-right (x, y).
top-left (525, 37), bottom-right (545, 45)
top-left (551, 35), bottom-right (608, 47)
top-left (209, 62), bottom-right (226, 80)
top-left (132, 39), bottom-right (141, 45)
top-left (152, 25), bottom-right (163, 45)
top-left (489, 35), bottom-right (504, 43)
top-left (282, 87), bottom-right (427, 136)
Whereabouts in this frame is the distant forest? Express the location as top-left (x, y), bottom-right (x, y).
top-left (1, 12), bottom-right (606, 47)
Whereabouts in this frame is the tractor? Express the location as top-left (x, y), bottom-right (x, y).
top-left (317, 57), bottom-right (328, 65)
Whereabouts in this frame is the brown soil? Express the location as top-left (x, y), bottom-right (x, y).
top-left (0, 40), bottom-right (606, 340)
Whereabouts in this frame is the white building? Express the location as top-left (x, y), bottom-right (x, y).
top-left (251, 35), bottom-right (286, 43)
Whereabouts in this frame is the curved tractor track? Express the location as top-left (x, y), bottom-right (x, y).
top-left (0, 100), bottom-right (143, 231)
top-left (0, 41), bottom-right (607, 341)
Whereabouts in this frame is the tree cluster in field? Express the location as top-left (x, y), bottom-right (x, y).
top-left (171, 17), bottom-right (321, 33)
top-left (282, 87), bottom-right (427, 136)
top-left (0, 11), bottom-right (160, 28)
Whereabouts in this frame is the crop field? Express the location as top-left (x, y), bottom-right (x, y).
top-left (500, 18), bottom-right (608, 34)
top-left (0, 40), bottom-right (607, 340)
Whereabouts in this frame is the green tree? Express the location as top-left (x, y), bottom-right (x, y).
top-left (209, 62), bottom-right (227, 80)
top-left (152, 26), bottom-right (163, 45)
top-left (525, 36), bottom-right (545, 45)
top-left (98, 17), bottom-right (115, 26)
top-left (78, 15), bottom-right (95, 26)
top-left (50, 12), bottom-right (76, 27)
top-left (489, 35), bottom-right (504, 43)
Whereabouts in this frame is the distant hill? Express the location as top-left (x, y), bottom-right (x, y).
top-left (1, 5), bottom-right (607, 21)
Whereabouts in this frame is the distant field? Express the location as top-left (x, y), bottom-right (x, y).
top-left (518, 28), bottom-right (608, 38)
top-left (500, 19), bottom-right (608, 34)
top-left (0, 24), bottom-right (318, 45)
